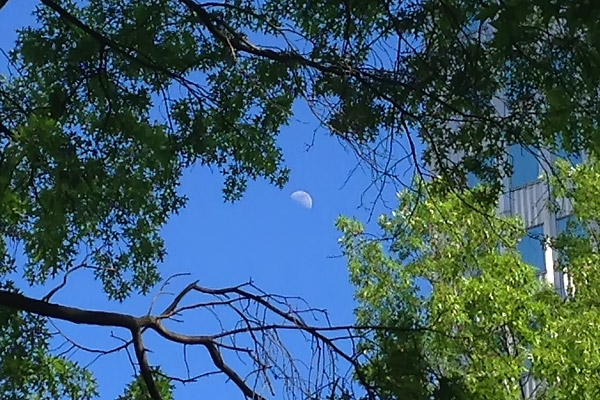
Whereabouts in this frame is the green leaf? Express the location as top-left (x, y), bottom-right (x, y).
top-left (477, 3), bottom-right (501, 21)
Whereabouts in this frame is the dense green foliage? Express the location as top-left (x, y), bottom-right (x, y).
top-left (337, 160), bottom-right (600, 399)
top-left (117, 368), bottom-right (174, 400)
top-left (0, 285), bottom-right (97, 400)
top-left (2, 0), bottom-right (600, 399)
top-left (338, 183), bottom-right (547, 399)
top-left (1, 0), bottom-right (598, 303)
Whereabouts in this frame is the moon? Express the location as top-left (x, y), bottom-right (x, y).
top-left (290, 190), bottom-right (313, 209)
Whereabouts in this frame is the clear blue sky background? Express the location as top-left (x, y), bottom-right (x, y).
top-left (0, 2), bottom-right (415, 399)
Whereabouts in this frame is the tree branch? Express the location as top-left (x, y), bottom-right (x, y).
top-left (131, 327), bottom-right (163, 400)
top-left (0, 290), bottom-right (138, 328)
top-left (0, 286), bottom-right (322, 400)
top-left (38, 0), bottom-right (206, 100)
top-left (0, 290), bottom-right (163, 399)
top-left (4, 276), bottom-right (426, 400)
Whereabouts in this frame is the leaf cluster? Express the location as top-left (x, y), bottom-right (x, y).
top-left (339, 168), bottom-right (600, 399)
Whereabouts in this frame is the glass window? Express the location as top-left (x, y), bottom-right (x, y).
top-left (467, 172), bottom-right (478, 188)
top-left (518, 225), bottom-right (545, 273)
top-left (557, 217), bottom-right (571, 233)
top-left (555, 149), bottom-right (582, 167)
top-left (557, 216), bottom-right (586, 236)
top-left (554, 135), bottom-right (583, 167)
top-left (510, 145), bottom-right (540, 187)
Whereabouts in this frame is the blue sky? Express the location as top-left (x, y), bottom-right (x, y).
top-left (0, 2), bottom-right (415, 399)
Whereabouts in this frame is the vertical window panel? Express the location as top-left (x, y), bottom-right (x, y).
top-left (518, 225), bottom-right (545, 273)
top-left (510, 145), bottom-right (540, 187)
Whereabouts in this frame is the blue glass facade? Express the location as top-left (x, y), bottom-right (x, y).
top-left (557, 216), bottom-right (572, 233)
top-left (555, 149), bottom-right (582, 167)
top-left (509, 145), bottom-right (539, 187)
top-left (517, 225), bottom-right (545, 273)
top-left (557, 216), bottom-right (585, 237)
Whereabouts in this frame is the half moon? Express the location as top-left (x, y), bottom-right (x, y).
top-left (290, 190), bottom-right (313, 209)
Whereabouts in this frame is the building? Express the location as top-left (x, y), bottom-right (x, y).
top-left (440, 100), bottom-right (582, 398)
top-left (443, 96), bottom-right (579, 297)
top-left (500, 145), bottom-right (580, 297)
top-left (502, 146), bottom-right (580, 398)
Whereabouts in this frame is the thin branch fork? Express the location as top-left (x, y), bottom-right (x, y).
top-left (4, 263), bottom-right (449, 400)
top-left (0, 280), bottom-right (384, 400)
top-left (0, 289), bottom-right (268, 400)
top-left (177, 0), bottom-right (504, 125)
top-left (157, 280), bottom-right (382, 399)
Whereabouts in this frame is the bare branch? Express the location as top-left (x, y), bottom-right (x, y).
top-left (0, 283), bottom-right (369, 400)
top-left (43, 264), bottom-right (88, 302)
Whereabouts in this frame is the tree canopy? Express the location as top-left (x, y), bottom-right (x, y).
top-left (338, 160), bottom-right (600, 399)
top-left (2, 0), bottom-right (600, 399)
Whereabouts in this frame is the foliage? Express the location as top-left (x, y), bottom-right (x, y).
top-left (337, 165), bottom-right (600, 399)
top-left (0, 284), bottom-right (97, 400)
top-left (117, 368), bottom-right (174, 400)
top-left (3, 0), bottom-right (600, 297)
top-left (2, 0), bottom-right (600, 399)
